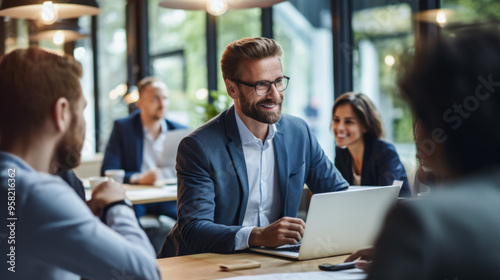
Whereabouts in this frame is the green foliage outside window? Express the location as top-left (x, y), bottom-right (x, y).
top-left (442, 0), bottom-right (500, 23)
top-left (195, 90), bottom-right (233, 124)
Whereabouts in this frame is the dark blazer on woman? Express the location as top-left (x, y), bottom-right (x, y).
top-left (335, 136), bottom-right (411, 197)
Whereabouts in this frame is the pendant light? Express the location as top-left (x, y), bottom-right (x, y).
top-left (0, 0), bottom-right (100, 25)
top-left (159, 0), bottom-right (286, 16)
top-left (30, 18), bottom-right (88, 45)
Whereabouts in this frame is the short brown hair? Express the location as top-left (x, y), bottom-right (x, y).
top-left (137, 76), bottom-right (167, 97)
top-left (221, 37), bottom-right (283, 81)
top-left (0, 47), bottom-right (82, 149)
top-left (332, 92), bottom-right (384, 139)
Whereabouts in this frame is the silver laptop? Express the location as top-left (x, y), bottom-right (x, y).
top-left (250, 185), bottom-right (401, 260)
top-left (154, 129), bottom-right (192, 186)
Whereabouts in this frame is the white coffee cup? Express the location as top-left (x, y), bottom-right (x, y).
top-left (88, 176), bottom-right (110, 191)
top-left (104, 169), bottom-right (125, 184)
top-left (417, 191), bottom-right (430, 199)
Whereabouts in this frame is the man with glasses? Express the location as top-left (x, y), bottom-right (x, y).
top-left (158, 37), bottom-right (348, 257)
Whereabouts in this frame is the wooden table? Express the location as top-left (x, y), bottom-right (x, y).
top-left (157, 252), bottom-right (351, 280)
top-left (85, 183), bottom-right (177, 205)
top-left (123, 184), bottom-right (177, 204)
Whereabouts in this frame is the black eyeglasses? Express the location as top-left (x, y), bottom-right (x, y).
top-left (232, 76), bottom-right (290, 96)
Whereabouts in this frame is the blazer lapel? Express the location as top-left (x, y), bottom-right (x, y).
top-left (360, 136), bottom-right (373, 186)
top-left (338, 148), bottom-right (354, 185)
top-left (273, 124), bottom-right (289, 217)
top-left (224, 107), bottom-right (250, 225)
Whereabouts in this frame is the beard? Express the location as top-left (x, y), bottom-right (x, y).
top-left (153, 110), bottom-right (165, 120)
top-left (51, 114), bottom-right (85, 174)
top-left (239, 91), bottom-right (284, 124)
top-left (145, 107), bottom-right (165, 121)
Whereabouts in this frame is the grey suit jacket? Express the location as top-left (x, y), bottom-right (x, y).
top-left (158, 106), bottom-right (348, 257)
top-left (368, 169), bottom-right (500, 280)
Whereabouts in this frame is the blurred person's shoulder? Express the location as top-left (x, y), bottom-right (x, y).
top-left (427, 168), bottom-right (500, 210)
top-left (385, 168), bottom-right (500, 278)
top-left (392, 168), bottom-right (500, 233)
top-left (114, 110), bottom-right (141, 126)
top-left (0, 152), bottom-right (77, 208)
top-left (371, 138), bottom-right (397, 153)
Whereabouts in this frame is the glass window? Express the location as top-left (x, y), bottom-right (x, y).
top-left (97, 0), bottom-right (128, 152)
top-left (35, 38), bottom-right (64, 52)
top-left (74, 16), bottom-right (96, 159)
top-left (37, 19), bottom-right (96, 159)
top-left (274, 1), bottom-right (335, 158)
top-left (352, 2), bottom-right (416, 170)
top-left (216, 8), bottom-right (261, 91)
top-left (2, 17), bottom-right (96, 159)
top-left (4, 19), bottom-right (29, 53)
top-left (149, 1), bottom-right (206, 128)
top-left (441, 0), bottom-right (500, 25)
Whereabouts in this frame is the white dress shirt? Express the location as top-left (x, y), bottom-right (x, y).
top-left (352, 163), bottom-right (361, 185)
top-left (233, 110), bottom-right (281, 250)
top-left (132, 120), bottom-right (176, 182)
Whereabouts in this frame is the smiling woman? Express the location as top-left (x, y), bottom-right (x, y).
top-left (332, 92), bottom-right (411, 197)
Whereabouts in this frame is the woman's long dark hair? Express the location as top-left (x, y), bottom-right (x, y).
top-left (332, 92), bottom-right (385, 139)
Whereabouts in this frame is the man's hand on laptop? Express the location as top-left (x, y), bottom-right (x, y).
top-left (248, 217), bottom-right (306, 248)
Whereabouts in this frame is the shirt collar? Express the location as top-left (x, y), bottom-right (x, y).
top-left (0, 151), bottom-right (35, 172)
top-left (160, 119), bottom-right (167, 134)
top-left (143, 119), bottom-right (168, 139)
top-left (234, 108), bottom-right (277, 146)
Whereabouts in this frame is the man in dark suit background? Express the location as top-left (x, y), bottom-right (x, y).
top-left (101, 77), bottom-right (186, 219)
top-left (159, 37), bottom-right (349, 258)
top-left (346, 27), bottom-right (500, 279)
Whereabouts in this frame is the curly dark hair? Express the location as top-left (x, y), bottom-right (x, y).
top-left (332, 92), bottom-right (385, 139)
top-left (399, 27), bottom-right (500, 176)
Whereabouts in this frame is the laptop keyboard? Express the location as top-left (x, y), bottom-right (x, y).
top-left (273, 245), bottom-right (301, 253)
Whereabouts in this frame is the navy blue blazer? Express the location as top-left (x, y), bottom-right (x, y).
top-left (158, 106), bottom-right (349, 257)
top-left (100, 110), bottom-right (186, 183)
top-left (335, 136), bottom-right (411, 197)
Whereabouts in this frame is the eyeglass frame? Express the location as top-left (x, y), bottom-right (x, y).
top-left (231, 75), bottom-right (290, 96)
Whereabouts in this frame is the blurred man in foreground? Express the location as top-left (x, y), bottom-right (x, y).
top-left (0, 47), bottom-right (159, 280)
top-left (346, 27), bottom-right (500, 279)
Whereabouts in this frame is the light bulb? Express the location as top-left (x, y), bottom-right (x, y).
top-left (206, 0), bottom-right (228, 16)
top-left (196, 88), bottom-right (209, 100)
top-left (53, 31), bottom-right (65, 45)
top-left (40, 1), bottom-right (58, 25)
top-left (74, 47), bottom-right (86, 60)
top-left (384, 55), bottom-right (395, 67)
top-left (124, 90), bottom-right (139, 104)
top-left (115, 84), bottom-right (128, 96)
top-left (436, 11), bottom-right (447, 27)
